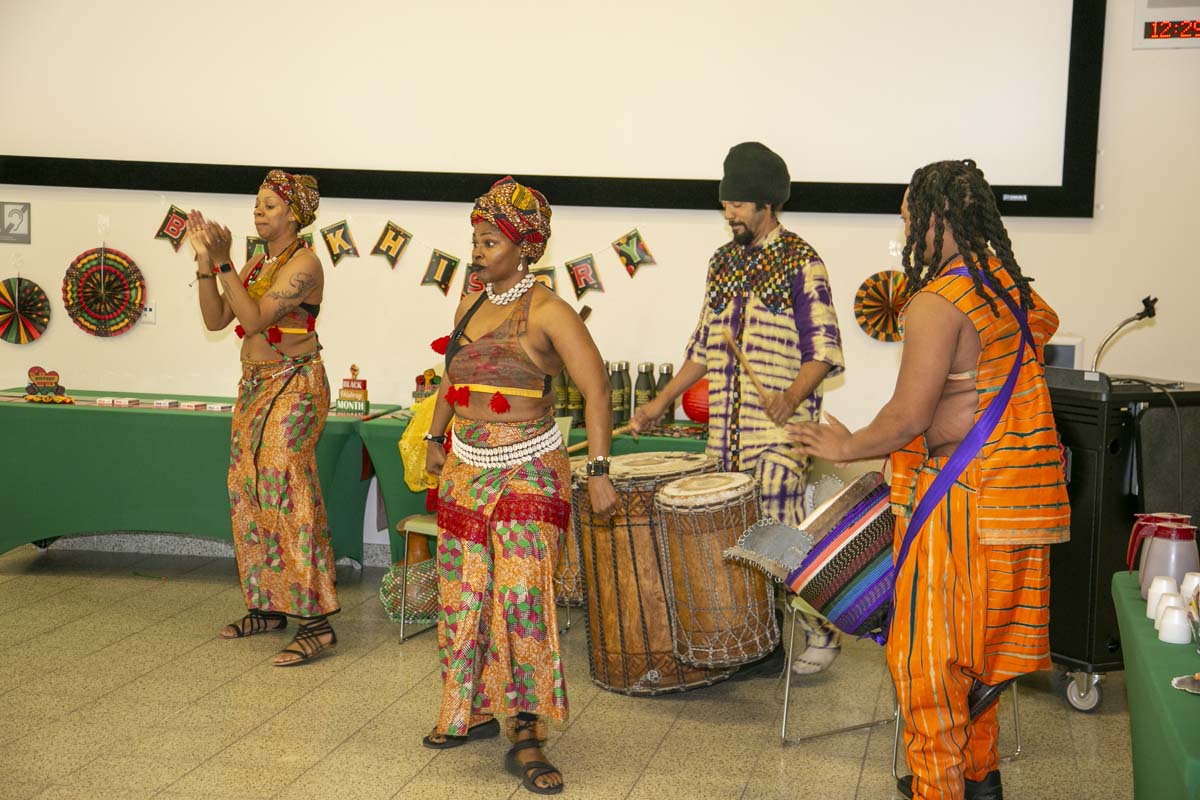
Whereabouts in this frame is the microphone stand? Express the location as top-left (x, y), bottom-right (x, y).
top-left (1090, 296), bottom-right (1158, 372)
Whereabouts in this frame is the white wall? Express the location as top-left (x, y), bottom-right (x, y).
top-left (2, 0), bottom-right (1197, 430)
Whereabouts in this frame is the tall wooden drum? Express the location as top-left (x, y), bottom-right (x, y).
top-left (655, 472), bottom-right (779, 668)
top-left (553, 455), bottom-right (588, 607)
top-left (573, 452), bottom-right (735, 695)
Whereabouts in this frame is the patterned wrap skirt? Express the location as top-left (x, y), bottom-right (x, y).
top-left (227, 355), bottom-right (339, 619)
top-left (434, 414), bottom-right (571, 735)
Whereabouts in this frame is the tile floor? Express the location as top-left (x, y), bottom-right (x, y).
top-left (0, 545), bottom-right (1133, 799)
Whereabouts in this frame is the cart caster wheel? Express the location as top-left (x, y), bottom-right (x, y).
top-left (1064, 674), bottom-right (1102, 712)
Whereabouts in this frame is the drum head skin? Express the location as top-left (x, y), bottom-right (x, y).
top-left (656, 472), bottom-right (754, 508)
top-left (573, 451), bottom-right (716, 482)
top-left (804, 474), bottom-right (845, 518)
top-left (801, 472), bottom-right (888, 539)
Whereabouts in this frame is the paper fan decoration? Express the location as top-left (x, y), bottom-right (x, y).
top-left (854, 270), bottom-right (912, 342)
top-left (62, 247), bottom-right (146, 337)
top-left (0, 277), bottom-right (50, 344)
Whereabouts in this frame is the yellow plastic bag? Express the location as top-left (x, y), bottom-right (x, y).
top-left (399, 394), bottom-right (446, 491)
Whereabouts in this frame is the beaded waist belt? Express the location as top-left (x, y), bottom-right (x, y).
top-left (239, 353), bottom-right (322, 390)
top-left (451, 424), bottom-right (564, 469)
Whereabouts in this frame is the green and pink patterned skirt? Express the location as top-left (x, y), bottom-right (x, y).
top-left (434, 414), bottom-right (571, 735)
top-left (228, 355), bottom-right (339, 619)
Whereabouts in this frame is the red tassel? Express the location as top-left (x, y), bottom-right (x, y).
top-left (267, 326), bottom-right (283, 344)
top-left (489, 391), bottom-right (511, 414)
top-left (446, 385), bottom-right (471, 407)
top-left (234, 324), bottom-right (246, 339)
top-left (430, 335), bottom-right (450, 355)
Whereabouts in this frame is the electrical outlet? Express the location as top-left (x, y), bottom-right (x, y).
top-left (141, 303), bottom-right (156, 325)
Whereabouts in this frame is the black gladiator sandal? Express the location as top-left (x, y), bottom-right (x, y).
top-left (273, 616), bottom-right (337, 666)
top-left (504, 714), bottom-right (563, 795)
top-left (221, 609), bottom-right (288, 639)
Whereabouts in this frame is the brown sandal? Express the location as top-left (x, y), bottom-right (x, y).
top-left (221, 609), bottom-right (287, 639)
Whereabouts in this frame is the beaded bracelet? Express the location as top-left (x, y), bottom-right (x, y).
top-left (585, 456), bottom-right (611, 477)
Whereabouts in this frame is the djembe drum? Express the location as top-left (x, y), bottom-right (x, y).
top-left (573, 452), bottom-right (736, 695)
top-left (553, 455), bottom-right (588, 607)
top-left (726, 472), bottom-right (895, 642)
top-left (654, 472), bottom-right (778, 668)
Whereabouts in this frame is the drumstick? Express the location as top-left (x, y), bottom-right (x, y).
top-left (567, 423), bottom-right (633, 454)
top-left (721, 331), bottom-right (783, 426)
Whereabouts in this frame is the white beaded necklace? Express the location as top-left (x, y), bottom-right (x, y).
top-left (486, 272), bottom-right (536, 306)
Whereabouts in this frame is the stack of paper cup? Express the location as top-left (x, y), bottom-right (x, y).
top-left (1147, 576), bottom-right (1178, 619)
top-left (1154, 593), bottom-right (1185, 630)
top-left (1159, 607), bottom-right (1193, 644)
top-left (1180, 572), bottom-right (1200, 602)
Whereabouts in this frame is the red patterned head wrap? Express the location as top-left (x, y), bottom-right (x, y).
top-left (470, 176), bottom-right (552, 264)
top-left (261, 169), bottom-right (320, 228)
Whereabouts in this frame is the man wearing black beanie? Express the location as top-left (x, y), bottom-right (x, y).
top-left (633, 142), bottom-right (846, 675)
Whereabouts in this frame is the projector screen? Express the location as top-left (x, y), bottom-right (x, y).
top-left (0, 0), bottom-right (1104, 216)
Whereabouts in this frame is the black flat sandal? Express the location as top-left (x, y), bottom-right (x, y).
top-left (273, 617), bottom-right (336, 666)
top-left (421, 718), bottom-right (501, 750)
top-left (505, 717), bottom-right (562, 796)
top-left (222, 609), bottom-right (287, 639)
top-left (505, 738), bottom-right (563, 796)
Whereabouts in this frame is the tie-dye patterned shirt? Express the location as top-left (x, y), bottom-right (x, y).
top-left (685, 226), bottom-right (844, 470)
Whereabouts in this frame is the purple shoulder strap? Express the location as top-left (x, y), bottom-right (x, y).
top-left (893, 266), bottom-right (1035, 570)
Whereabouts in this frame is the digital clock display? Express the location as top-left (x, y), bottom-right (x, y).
top-left (1143, 19), bottom-right (1200, 39)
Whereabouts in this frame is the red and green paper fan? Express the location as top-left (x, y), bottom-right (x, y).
top-left (0, 277), bottom-right (51, 345)
top-left (62, 247), bottom-right (146, 337)
top-left (854, 270), bottom-right (913, 343)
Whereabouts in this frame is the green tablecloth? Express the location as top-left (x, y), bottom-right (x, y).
top-left (0, 390), bottom-right (400, 563)
top-left (1112, 571), bottom-right (1200, 800)
top-left (356, 414), bottom-right (708, 562)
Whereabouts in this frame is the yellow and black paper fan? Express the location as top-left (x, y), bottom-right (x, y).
top-left (62, 247), bottom-right (146, 337)
top-left (0, 277), bottom-right (51, 344)
top-left (854, 270), bottom-right (912, 342)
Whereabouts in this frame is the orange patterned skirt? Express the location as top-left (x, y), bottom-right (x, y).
top-left (228, 356), bottom-right (339, 619)
top-left (434, 415), bottom-right (571, 736)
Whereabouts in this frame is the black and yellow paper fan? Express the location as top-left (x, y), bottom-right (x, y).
top-left (0, 277), bottom-right (50, 345)
top-left (854, 270), bottom-right (912, 342)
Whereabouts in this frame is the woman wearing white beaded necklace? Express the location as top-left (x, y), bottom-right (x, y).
top-left (487, 271), bottom-right (536, 305)
top-left (421, 177), bottom-right (615, 796)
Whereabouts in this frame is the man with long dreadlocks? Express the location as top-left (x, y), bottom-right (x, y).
top-left (633, 141), bottom-right (846, 675)
top-left (789, 159), bottom-right (1069, 800)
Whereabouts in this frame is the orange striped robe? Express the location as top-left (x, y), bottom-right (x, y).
top-left (887, 258), bottom-right (1069, 800)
